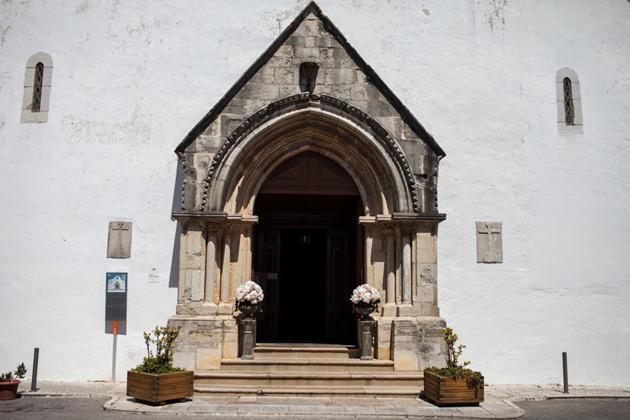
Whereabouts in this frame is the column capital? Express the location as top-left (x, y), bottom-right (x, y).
top-left (173, 211), bottom-right (259, 233)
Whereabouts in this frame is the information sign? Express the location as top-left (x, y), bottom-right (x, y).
top-left (105, 272), bottom-right (127, 335)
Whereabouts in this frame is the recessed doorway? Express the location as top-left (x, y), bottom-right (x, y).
top-left (253, 152), bottom-right (361, 344)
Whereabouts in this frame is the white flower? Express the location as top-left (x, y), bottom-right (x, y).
top-left (235, 281), bottom-right (264, 304)
top-left (350, 284), bottom-right (381, 305)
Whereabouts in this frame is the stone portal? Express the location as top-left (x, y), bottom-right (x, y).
top-left (168, 2), bottom-right (447, 372)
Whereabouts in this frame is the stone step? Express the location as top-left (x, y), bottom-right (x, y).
top-left (195, 371), bottom-right (424, 387)
top-left (253, 344), bottom-right (360, 359)
top-left (194, 384), bottom-right (422, 398)
top-left (220, 358), bottom-right (395, 372)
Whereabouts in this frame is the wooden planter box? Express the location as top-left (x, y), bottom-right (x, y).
top-left (423, 370), bottom-right (484, 406)
top-left (127, 370), bottom-right (193, 405)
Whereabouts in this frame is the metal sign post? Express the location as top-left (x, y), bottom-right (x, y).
top-left (106, 273), bottom-right (127, 383)
top-left (112, 321), bottom-right (118, 383)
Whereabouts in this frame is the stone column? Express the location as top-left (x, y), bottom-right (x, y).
top-left (381, 232), bottom-right (397, 317)
top-left (386, 236), bottom-right (395, 303)
top-left (218, 232), bottom-right (232, 314)
top-left (401, 235), bottom-right (411, 304)
top-left (364, 227), bottom-right (374, 285)
top-left (205, 229), bottom-right (218, 304)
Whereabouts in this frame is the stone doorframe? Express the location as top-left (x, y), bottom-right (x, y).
top-left (170, 95), bottom-right (447, 371)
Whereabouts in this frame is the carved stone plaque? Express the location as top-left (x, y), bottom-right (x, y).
top-left (476, 222), bottom-right (502, 263)
top-left (107, 221), bottom-right (132, 258)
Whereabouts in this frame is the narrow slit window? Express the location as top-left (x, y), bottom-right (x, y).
top-left (563, 77), bottom-right (574, 125)
top-left (32, 62), bottom-right (44, 112)
top-left (21, 52), bottom-right (53, 123)
top-left (556, 68), bottom-right (582, 134)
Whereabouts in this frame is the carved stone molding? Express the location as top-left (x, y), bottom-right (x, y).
top-left (200, 94), bottom-right (420, 213)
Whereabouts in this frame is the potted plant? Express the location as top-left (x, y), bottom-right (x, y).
top-left (0, 363), bottom-right (27, 400)
top-left (127, 325), bottom-right (193, 405)
top-left (423, 327), bottom-right (484, 406)
top-left (350, 283), bottom-right (381, 319)
top-left (235, 280), bottom-right (264, 317)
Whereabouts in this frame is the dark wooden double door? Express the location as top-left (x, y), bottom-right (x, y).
top-left (253, 151), bottom-right (361, 344)
top-left (254, 226), bottom-right (356, 344)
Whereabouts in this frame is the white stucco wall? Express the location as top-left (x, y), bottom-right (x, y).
top-left (0, 0), bottom-right (628, 385)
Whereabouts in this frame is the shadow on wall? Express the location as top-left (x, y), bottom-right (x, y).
top-left (169, 159), bottom-right (183, 288)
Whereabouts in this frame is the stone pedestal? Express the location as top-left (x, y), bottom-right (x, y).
top-left (241, 317), bottom-right (256, 360)
top-left (359, 318), bottom-right (375, 360)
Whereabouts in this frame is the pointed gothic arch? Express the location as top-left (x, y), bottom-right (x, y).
top-left (202, 94), bottom-right (419, 217)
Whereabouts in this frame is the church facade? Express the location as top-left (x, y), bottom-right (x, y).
top-left (1, 0), bottom-right (629, 386)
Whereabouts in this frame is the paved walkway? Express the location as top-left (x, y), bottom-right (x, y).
top-left (17, 380), bottom-right (630, 419)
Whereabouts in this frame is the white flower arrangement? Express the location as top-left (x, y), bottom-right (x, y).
top-left (235, 281), bottom-right (264, 305)
top-left (350, 283), bottom-right (381, 306)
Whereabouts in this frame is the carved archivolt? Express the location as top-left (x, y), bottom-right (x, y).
top-left (200, 94), bottom-right (419, 216)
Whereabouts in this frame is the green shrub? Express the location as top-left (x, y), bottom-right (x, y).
top-left (425, 327), bottom-right (483, 391)
top-left (0, 363), bottom-right (27, 382)
top-left (133, 326), bottom-right (184, 374)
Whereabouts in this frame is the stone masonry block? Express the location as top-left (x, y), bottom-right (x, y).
top-left (275, 67), bottom-right (295, 85)
top-left (376, 117), bottom-right (402, 140)
top-left (286, 34), bottom-right (306, 47)
top-left (268, 56), bottom-right (293, 68)
top-left (402, 123), bottom-right (420, 140)
top-left (190, 270), bottom-right (204, 301)
top-left (330, 85), bottom-right (351, 98)
top-left (220, 114), bottom-right (244, 137)
top-left (394, 349), bottom-right (419, 372)
top-left (202, 120), bottom-right (220, 137)
top-left (247, 83), bottom-right (280, 100)
top-left (316, 36), bottom-right (337, 48)
top-left (369, 99), bottom-right (399, 118)
top-left (172, 352), bottom-right (196, 371)
top-left (279, 85), bottom-right (300, 98)
top-left (350, 85), bottom-right (369, 101)
top-left (399, 139), bottom-right (426, 175)
top-left (313, 85), bottom-right (331, 95)
top-left (303, 19), bottom-right (320, 36)
top-left (197, 135), bottom-right (222, 152)
top-left (294, 46), bottom-right (320, 59)
top-left (320, 58), bottom-right (339, 69)
top-left (362, 85), bottom-right (382, 101)
top-left (419, 264), bottom-right (436, 285)
top-left (222, 319), bottom-right (239, 359)
top-left (320, 48), bottom-right (335, 59)
top-left (333, 48), bottom-right (348, 59)
top-left (276, 45), bottom-right (294, 57)
top-left (186, 229), bottom-right (204, 253)
top-left (243, 99), bottom-right (270, 116)
top-left (184, 254), bottom-right (204, 270)
top-left (196, 347), bottom-right (222, 370)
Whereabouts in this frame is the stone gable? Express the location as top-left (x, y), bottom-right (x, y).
top-left (178, 4), bottom-right (443, 213)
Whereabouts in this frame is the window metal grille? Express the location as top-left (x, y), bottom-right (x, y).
top-left (563, 77), bottom-right (574, 125)
top-left (32, 62), bottom-right (44, 112)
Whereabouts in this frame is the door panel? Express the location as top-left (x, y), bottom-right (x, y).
top-left (255, 226), bottom-right (356, 344)
top-left (254, 229), bottom-right (281, 341)
top-left (326, 229), bottom-right (356, 343)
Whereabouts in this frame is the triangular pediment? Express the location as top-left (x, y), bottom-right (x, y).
top-left (175, 1), bottom-right (444, 159)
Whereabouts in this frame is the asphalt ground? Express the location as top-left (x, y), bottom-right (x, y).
top-left (1, 397), bottom-right (630, 420)
top-left (0, 380), bottom-right (628, 419)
